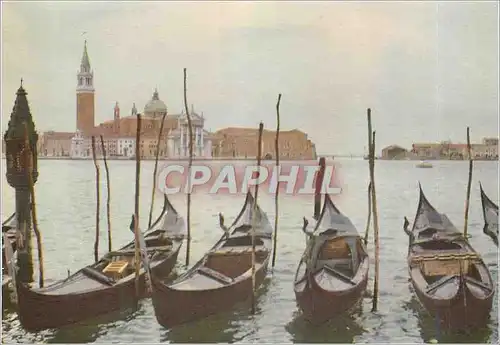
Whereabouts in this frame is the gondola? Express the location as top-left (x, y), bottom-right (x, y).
top-left (294, 194), bottom-right (369, 324)
top-left (13, 194), bottom-right (185, 331)
top-left (403, 184), bottom-right (495, 330)
top-left (479, 182), bottom-right (498, 246)
top-left (151, 191), bottom-right (273, 328)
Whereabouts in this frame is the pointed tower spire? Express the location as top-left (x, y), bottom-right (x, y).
top-left (131, 103), bottom-right (137, 116)
top-left (76, 39), bottom-right (95, 133)
top-left (81, 40), bottom-right (91, 72)
top-left (4, 81), bottom-right (39, 187)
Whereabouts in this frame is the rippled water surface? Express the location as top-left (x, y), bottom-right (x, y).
top-left (1, 159), bottom-right (498, 343)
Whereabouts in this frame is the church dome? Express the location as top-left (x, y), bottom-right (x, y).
top-left (144, 88), bottom-right (167, 115)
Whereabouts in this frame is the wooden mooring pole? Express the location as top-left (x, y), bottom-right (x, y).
top-left (91, 136), bottom-right (100, 262)
top-left (271, 94), bottom-right (281, 269)
top-left (148, 113), bottom-right (167, 229)
top-left (183, 68), bottom-right (194, 267)
top-left (463, 127), bottom-right (473, 238)
top-left (367, 108), bottom-right (380, 312)
top-left (133, 113), bottom-right (142, 296)
top-left (363, 181), bottom-right (372, 245)
top-left (23, 122), bottom-right (44, 288)
top-left (251, 122), bottom-right (264, 315)
top-left (99, 135), bottom-right (112, 252)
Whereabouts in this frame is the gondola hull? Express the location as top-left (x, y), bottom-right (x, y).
top-left (12, 194), bottom-right (186, 331)
top-left (404, 185), bottom-right (495, 331)
top-left (295, 257), bottom-right (369, 324)
top-left (294, 194), bottom-right (370, 324)
top-left (410, 270), bottom-right (493, 330)
top-left (16, 240), bottom-right (181, 331)
top-left (150, 191), bottom-right (274, 329)
top-left (152, 250), bottom-right (269, 328)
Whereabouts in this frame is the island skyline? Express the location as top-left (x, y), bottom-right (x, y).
top-left (2, 1), bottom-right (498, 155)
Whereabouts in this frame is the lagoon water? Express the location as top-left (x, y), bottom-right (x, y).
top-left (1, 158), bottom-right (498, 343)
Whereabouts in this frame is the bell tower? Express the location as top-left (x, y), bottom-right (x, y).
top-left (76, 40), bottom-right (95, 133)
top-left (113, 102), bottom-right (120, 134)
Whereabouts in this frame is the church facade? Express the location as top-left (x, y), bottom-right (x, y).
top-left (41, 40), bottom-right (213, 159)
top-left (37, 40), bottom-right (316, 161)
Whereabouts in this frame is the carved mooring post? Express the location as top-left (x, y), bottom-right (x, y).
top-left (4, 80), bottom-right (39, 284)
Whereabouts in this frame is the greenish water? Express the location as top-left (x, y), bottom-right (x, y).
top-left (1, 159), bottom-right (498, 343)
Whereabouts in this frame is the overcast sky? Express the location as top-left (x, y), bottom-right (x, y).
top-left (2, 1), bottom-right (498, 154)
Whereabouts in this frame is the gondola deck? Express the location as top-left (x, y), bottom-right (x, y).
top-left (13, 194), bottom-right (185, 332)
top-left (151, 191), bottom-right (273, 328)
top-left (404, 185), bottom-right (495, 330)
top-left (294, 194), bottom-right (369, 324)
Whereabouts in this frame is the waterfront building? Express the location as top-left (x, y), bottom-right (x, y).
top-left (69, 130), bottom-right (87, 158)
top-left (212, 127), bottom-right (317, 160)
top-left (39, 40), bottom-right (214, 159)
top-left (381, 145), bottom-right (408, 160)
top-left (410, 137), bottom-right (499, 160)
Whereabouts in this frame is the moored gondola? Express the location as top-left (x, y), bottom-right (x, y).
top-left (294, 194), bottom-right (369, 324)
top-left (151, 191), bottom-right (273, 328)
top-left (479, 182), bottom-right (498, 246)
top-left (403, 184), bottom-right (495, 330)
top-left (13, 194), bottom-right (185, 331)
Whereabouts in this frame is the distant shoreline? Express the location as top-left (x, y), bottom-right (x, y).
top-left (28, 156), bottom-right (316, 161)
top-left (0, 156), bottom-right (497, 162)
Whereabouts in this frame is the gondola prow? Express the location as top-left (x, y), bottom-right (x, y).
top-left (218, 212), bottom-right (230, 238)
top-left (302, 217), bottom-right (314, 238)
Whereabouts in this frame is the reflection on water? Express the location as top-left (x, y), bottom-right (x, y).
top-left (403, 286), bottom-right (496, 344)
top-left (2, 304), bottom-right (138, 343)
top-left (1, 159), bottom-right (498, 343)
top-left (161, 278), bottom-right (272, 343)
top-left (285, 302), bottom-right (366, 343)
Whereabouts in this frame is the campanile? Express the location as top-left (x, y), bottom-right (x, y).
top-left (76, 40), bottom-right (95, 133)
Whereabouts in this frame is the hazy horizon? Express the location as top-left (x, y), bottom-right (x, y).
top-left (2, 1), bottom-right (498, 155)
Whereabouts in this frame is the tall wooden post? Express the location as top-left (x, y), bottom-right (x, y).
top-left (251, 122), bottom-right (264, 315)
top-left (148, 113), bottom-right (167, 229)
top-left (183, 68), bottom-right (194, 266)
top-left (133, 114), bottom-right (142, 296)
top-left (463, 127), bottom-right (473, 238)
top-left (271, 94), bottom-right (281, 268)
top-left (4, 80), bottom-right (39, 284)
top-left (367, 108), bottom-right (380, 312)
top-left (91, 136), bottom-right (100, 262)
top-left (100, 135), bottom-right (112, 252)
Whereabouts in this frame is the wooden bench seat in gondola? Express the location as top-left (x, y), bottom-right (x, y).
top-left (205, 246), bottom-right (268, 279)
top-left (411, 252), bottom-right (478, 277)
top-left (82, 266), bottom-right (116, 285)
top-left (198, 266), bottom-right (234, 284)
top-left (103, 260), bottom-right (130, 280)
top-left (322, 263), bottom-right (356, 285)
